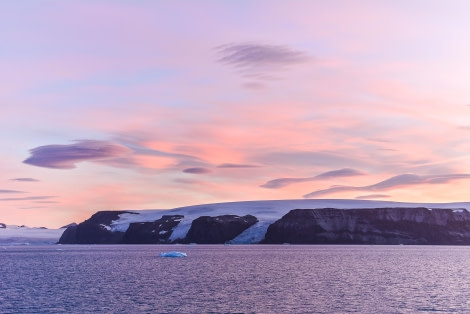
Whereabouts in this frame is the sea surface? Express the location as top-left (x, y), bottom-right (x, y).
top-left (2, 245), bottom-right (470, 313)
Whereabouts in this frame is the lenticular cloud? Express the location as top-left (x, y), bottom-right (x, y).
top-left (23, 140), bottom-right (131, 169)
top-left (216, 43), bottom-right (309, 70)
top-left (183, 167), bottom-right (211, 174)
top-left (303, 173), bottom-right (470, 198)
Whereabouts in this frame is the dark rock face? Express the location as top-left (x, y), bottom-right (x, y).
top-left (263, 207), bottom-right (470, 245)
top-left (60, 223), bottom-right (77, 229)
top-left (58, 224), bottom-right (79, 244)
top-left (121, 215), bottom-right (184, 244)
top-left (58, 211), bottom-right (134, 244)
top-left (0, 223), bottom-right (6, 228)
top-left (85, 211), bottom-right (134, 226)
top-left (185, 215), bottom-right (258, 244)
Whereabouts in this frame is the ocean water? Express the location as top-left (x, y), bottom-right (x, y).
top-left (2, 245), bottom-right (470, 313)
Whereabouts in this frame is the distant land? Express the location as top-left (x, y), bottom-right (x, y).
top-left (0, 224), bottom-right (65, 245)
top-left (4, 199), bottom-right (470, 246)
top-left (57, 199), bottom-right (470, 245)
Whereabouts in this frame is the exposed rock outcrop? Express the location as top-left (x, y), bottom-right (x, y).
top-left (0, 223), bottom-right (6, 228)
top-left (184, 215), bottom-right (258, 244)
top-left (58, 224), bottom-right (79, 244)
top-left (121, 215), bottom-right (184, 244)
top-left (263, 207), bottom-right (470, 245)
top-left (58, 211), bottom-right (134, 244)
top-left (60, 223), bottom-right (77, 229)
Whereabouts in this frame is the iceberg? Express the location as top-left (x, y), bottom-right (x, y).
top-left (159, 251), bottom-right (187, 258)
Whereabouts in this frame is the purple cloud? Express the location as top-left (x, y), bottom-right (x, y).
top-left (0, 196), bottom-right (56, 201)
top-left (0, 190), bottom-right (26, 194)
top-left (217, 43), bottom-right (310, 69)
top-left (217, 163), bottom-right (260, 169)
top-left (10, 178), bottom-right (40, 182)
top-left (303, 173), bottom-right (470, 198)
top-left (183, 167), bottom-right (211, 174)
top-left (261, 168), bottom-right (364, 189)
top-left (216, 42), bottom-right (310, 85)
top-left (23, 140), bottom-right (131, 169)
top-left (315, 168), bottom-right (364, 179)
top-left (261, 177), bottom-right (313, 189)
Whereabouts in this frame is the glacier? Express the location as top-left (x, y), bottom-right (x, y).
top-left (0, 225), bottom-right (64, 245)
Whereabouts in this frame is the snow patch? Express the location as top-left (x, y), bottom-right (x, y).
top-left (100, 224), bottom-right (111, 231)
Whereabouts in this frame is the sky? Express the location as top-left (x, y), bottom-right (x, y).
top-left (2, 0), bottom-right (470, 228)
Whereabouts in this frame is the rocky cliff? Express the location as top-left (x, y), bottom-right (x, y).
top-left (58, 213), bottom-right (258, 244)
top-left (121, 215), bottom-right (184, 244)
top-left (58, 211), bottom-right (135, 244)
top-left (184, 215), bottom-right (258, 244)
top-left (263, 207), bottom-right (470, 245)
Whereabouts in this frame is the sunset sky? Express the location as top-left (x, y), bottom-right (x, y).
top-left (2, 0), bottom-right (470, 228)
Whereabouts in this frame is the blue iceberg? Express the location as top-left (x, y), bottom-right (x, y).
top-left (159, 251), bottom-right (187, 258)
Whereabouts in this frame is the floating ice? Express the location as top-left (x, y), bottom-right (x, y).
top-left (159, 251), bottom-right (187, 258)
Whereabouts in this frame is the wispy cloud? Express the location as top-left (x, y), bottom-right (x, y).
top-left (316, 168), bottom-right (364, 179)
top-left (0, 189), bottom-right (26, 194)
top-left (10, 178), bottom-right (40, 182)
top-left (217, 42), bottom-right (309, 68)
top-left (34, 200), bottom-right (59, 204)
top-left (255, 151), bottom-right (369, 169)
top-left (261, 168), bottom-right (364, 189)
top-left (115, 135), bottom-right (201, 162)
top-left (23, 140), bottom-right (131, 169)
top-left (183, 167), bottom-right (211, 174)
top-left (217, 163), bottom-right (260, 169)
top-left (0, 196), bottom-right (56, 201)
top-left (216, 42), bottom-right (310, 82)
top-left (303, 173), bottom-right (470, 198)
top-left (242, 82), bottom-right (266, 90)
top-left (109, 134), bottom-right (207, 171)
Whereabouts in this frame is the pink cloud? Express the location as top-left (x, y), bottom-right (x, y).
top-left (183, 167), bottom-right (211, 174)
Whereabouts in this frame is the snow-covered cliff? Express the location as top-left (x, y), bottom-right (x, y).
top-left (57, 199), bottom-right (470, 245)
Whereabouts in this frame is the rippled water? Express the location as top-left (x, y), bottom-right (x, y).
top-left (2, 245), bottom-right (470, 313)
